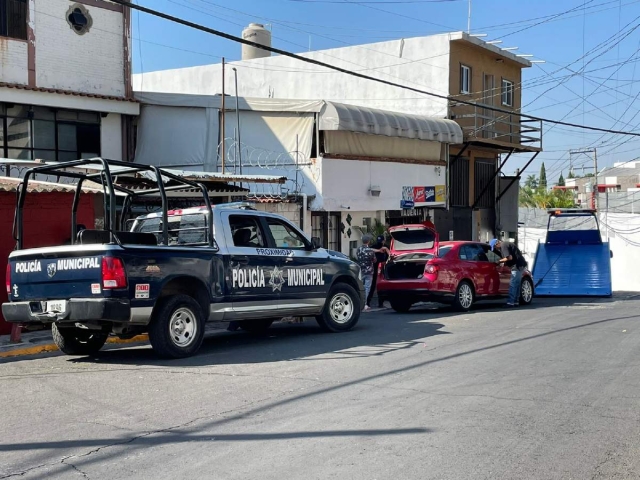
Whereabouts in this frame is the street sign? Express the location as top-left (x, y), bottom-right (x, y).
top-left (400, 200), bottom-right (415, 209)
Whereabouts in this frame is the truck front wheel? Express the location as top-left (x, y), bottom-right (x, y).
top-left (52, 323), bottom-right (108, 356)
top-left (149, 295), bottom-right (205, 359)
top-left (316, 283), bottom-right (361, 332)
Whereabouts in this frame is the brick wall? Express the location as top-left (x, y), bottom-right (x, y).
top-left (0, 37), bottom-right (29, 84)
top-left (0, 191), bottom-right (96, 335)
top-left (35, 0), bottom-right (125, 96)
top-left (255, 203), bottom-right (301, 227)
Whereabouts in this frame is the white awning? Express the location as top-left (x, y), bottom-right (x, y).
top-left (319, 101), bottom-right (463, 144)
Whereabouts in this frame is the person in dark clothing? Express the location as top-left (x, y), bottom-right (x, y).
top-left (490, 238), bottom-right (527, 307)
top-left (367, 234), bottom-right (389, 308)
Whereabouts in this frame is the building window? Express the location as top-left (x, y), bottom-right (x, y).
top-left (66, 4), bottom-right (93, 36)
top-left (501, 79), bottom-right (514, 107)
top-left (0, 104), bottom-right (101, 162)
top-left (460, 65), bottom-right (471, 94)
top-left (0, 0), bottom-right (28, 40)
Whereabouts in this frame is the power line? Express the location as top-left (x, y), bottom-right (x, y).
top-left (112, 0), bottom-right (640, 138)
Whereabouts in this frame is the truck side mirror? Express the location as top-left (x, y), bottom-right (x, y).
top-left (610, 250), bottom-right (613, 258)
top-left (310, 237), bottom-right (321, 250)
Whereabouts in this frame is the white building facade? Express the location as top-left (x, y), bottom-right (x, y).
top-left (0, 0), bottom-right (139, 164)
top-left (133, 93), bottom-right (462, 256)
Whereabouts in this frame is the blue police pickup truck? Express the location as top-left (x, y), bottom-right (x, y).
top-left (2, 159), bottom-right (364, 359)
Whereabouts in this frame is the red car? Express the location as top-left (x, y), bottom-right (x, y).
top-left (376, 224), bottom-right (534, 312)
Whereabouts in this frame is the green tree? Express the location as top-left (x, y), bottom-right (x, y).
top-left (567, 169), bottom-right (575, 179)
top-left (519, 186), bottom-right (575, 208)
top-left (524, 174), bottom-right (538, 190)
top-left (539, 162), bottom-right (547, 190)
top-left (557, 172), bottom-right (565, 187)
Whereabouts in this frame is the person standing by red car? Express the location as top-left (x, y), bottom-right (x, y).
top-left (490, 238), bottom-right (527, 307)
top-left (356, 234), bottom-right (389, 312)
top-left (367, 234), bottom-right (389, 308)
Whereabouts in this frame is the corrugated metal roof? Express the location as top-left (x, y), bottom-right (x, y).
top-left (0, 177), bottom-right (102, 194)
top-left (160, 168), bottom-right (288, 185)
top-left (319, 101), bottom-right (464, 144)
top-left (0, 159), bottom-right (287, 185)
top-left (0, 82), bottom-right (137, 103)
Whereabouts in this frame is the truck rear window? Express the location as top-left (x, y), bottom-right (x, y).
top-left (133, 213), bottom-right (209, 246)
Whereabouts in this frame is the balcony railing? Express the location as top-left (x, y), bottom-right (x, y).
top-left (449, 102), bottom-right (542, 151)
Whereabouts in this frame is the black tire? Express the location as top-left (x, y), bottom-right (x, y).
top-left (520, 277), bottom-right (534, 305)
top-left (316, 283), bottom-right (361, 332)
top-left (240, 318), bottom-right (275, 333)
top-left (390, 298), bottom-right (413, 313)
top-left (453, 280), bottom-right (475, 312)
top-left (148, 294), bottom-right (205, 359)
top-left (51, 323), bottom-right (108, 356)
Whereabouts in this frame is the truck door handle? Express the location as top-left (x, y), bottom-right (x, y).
top-left (235, 256), bottom-right (249, 265)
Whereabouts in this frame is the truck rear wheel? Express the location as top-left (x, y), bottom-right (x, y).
top-left (149, 295), bottom-right (205, 359)
top-left (52, 323), bottom-right (108, 356)
top-left (316, 283), bottom-right (361, 332)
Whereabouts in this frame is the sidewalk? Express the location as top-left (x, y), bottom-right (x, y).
top-left (0, 329), bottom-right (149, 358)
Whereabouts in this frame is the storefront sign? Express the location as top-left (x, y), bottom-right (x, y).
top-left (402, 185), bottom-right (446, 206)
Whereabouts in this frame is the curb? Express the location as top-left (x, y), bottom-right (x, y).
top-left (0, 334), bottom-right (149, 359)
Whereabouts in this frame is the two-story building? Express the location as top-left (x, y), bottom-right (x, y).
top-left (0, 0), bottom-right (139, 166)
top-left (134, 30), bottom-right (542, 243)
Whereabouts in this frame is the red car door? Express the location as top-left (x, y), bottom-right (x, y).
top-left (458, 244), bottom-right (497, 296)
top-left (484, 244), bottom-right (511, 294)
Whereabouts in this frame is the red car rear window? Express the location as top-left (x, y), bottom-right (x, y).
top-left (391, 229), bottom-right (436, 251)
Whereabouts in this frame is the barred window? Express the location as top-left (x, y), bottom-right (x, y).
top-left (0, 0), bottom-right (28, 40)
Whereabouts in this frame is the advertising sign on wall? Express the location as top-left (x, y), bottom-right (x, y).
top-left (402, 184), bottom-right (446, 208)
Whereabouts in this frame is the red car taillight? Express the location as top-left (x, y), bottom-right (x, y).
top-left (424, 264), bottom-right (438, 275)
top-left (102, 257), bottom-right (127, 289)
top-left (6, 263), bottom-right (10, 295)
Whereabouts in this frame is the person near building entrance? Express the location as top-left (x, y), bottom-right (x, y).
top-left (356, 234), bottom-right (389, 312)
top-left (490, 238), bottom-right (527, 307)
top-left (367, 234), bottom-right (389, 308)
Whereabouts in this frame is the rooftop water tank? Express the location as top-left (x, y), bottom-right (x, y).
top-left (241, 23), bottom-right (271, 60)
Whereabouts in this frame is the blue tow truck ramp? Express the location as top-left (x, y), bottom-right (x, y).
top-left (531, 209), bottom-right (612, 297)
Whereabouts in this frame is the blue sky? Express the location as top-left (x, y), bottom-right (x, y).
top-left (133, 0), bottom-right (640, 183)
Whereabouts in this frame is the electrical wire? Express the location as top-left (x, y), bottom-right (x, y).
top-left (110, 0), bottom-right (640, 138)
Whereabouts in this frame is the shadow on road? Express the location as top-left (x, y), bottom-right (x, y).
top-left (62, 292), bottom-right (640, 367)
top-left (0, 428), bottom-right (432, 452)
top-left (69, 314), bottom-right (449, 367)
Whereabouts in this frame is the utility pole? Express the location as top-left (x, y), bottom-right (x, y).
top-left (467, 0), bottom-right (472, 33)
top-left (569, 148), bottom-right (598, 210)
top-left (232, 67), bottom-right (242, 179)
top-left (221, 57), bottom-right (226, 174)
top-left (593, 147), bottom-right (598, 211)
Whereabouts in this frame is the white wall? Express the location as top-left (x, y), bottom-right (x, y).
top-left (518, 213), bottom-right (640, 292)
top-left (0, 0), bottom-right (125, 95)
top-left (134, 34), bottom-right (452, 116)
top-left (321, 158), bottom-right (446, 211)
top-left (101, 113), bottom-right (122, 160)
top-left (0, 38), bottom-right (29, 84)
top-left (36, 0), bottom-right (125, 96)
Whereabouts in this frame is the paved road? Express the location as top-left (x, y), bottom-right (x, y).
top-left (2, 295), bottom-right (640, 480)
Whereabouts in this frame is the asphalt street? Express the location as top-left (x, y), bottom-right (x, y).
top-left (2, 295), bottom-right (640, 480)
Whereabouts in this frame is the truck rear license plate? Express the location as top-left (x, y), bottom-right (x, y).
top-left (45, 301), bottom-right (67, 314)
